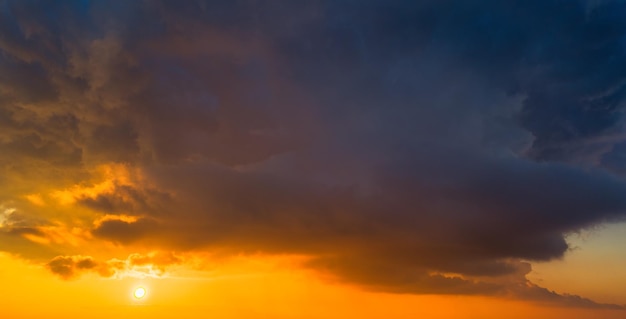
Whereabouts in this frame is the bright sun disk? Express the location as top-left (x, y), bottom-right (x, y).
top-left (134, 287), bottom-right (146, 299)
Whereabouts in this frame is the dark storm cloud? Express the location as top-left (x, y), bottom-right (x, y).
top-left (2, 0), bottom-right (626, 308)
top-left (88, 155), bottom-right (626, 307)
top-left (92, 218), bottom-right (161, 245)
top-left (267, 0), bottom-right (626, 164)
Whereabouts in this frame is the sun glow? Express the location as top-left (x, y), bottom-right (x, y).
top-left (134, 287), bottom-right (146, 299)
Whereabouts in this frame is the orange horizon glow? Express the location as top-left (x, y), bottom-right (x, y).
top-left (1, 252), bottom-right (624, 319)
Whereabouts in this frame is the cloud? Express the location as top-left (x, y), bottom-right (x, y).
top-left (92, 217), bottom-right (161, 245)
top-left (46, 255), bottom-right (98, 280)
top-left (1, 0), bottom-right (626, 309)
top-left (84, 156), bottom-right (626, 307)
top-left (45, 252), bottom-right (182, 280)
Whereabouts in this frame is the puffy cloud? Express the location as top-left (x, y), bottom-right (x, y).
top-left (46, 255), bottom-right (98, 280)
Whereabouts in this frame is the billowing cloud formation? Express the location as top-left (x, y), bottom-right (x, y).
top-left (2, 0), bottom-right (626, 309)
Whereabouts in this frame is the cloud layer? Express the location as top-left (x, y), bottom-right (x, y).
top-left (1, 0), bottom-right (626, 308)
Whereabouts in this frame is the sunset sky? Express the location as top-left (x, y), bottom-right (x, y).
top-left (2, 1), bottom-right (626, 318)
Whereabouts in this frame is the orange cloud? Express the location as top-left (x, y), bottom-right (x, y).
top-left (45, 252), bottom-right (183, 280)
top-left (50, 164), bottom-right (136, 206)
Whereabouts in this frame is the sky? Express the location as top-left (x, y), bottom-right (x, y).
top-left (1, 0), bottom-right (626, 318)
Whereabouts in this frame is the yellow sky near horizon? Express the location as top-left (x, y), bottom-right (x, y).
top-left (529, 222), bottom-right (626, 305)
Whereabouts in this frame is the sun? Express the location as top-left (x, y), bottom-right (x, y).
top-left (134, 287), bottom-right (146, 299)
